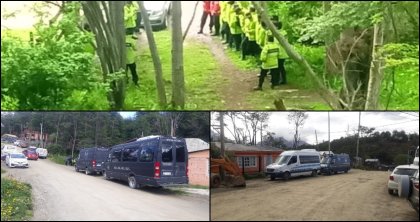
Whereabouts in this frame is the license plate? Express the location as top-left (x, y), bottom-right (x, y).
top-left (96, 164), bottom-right (101, 166)
top-left (163, 172), bottom-right (172, 176)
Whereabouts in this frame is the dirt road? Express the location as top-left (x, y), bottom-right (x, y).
top-left (2, 154), bottom-right (208, 221)
top-left (211, 169), bottom-right (418, 221)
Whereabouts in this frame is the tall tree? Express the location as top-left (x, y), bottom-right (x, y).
top-left (81, 1), bottom-right (126, 110)
top-left (171, 1), bottom-right (185, 108)
top-left (288, 112), bottom-right (308, 149)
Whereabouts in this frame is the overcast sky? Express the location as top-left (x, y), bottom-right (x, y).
top-left (211, 112), bottom-right (419, 145)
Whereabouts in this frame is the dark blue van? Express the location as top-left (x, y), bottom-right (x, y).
top-left (320, 153), bottom-right (351, 175)
top-left (75, 147), bottom-right (109, 175)
top-left (103, 136), bottom-right (188, 188)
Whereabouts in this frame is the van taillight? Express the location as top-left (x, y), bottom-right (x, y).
top-left (389, 175), bottom-right (394, 181)
top-left (154, 162), bottom-right (160, 179)
top-left (92, 160), bottom-right (96, 168)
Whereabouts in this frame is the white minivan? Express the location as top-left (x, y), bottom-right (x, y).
top-left (36, 148), bottom-right (48, 159)
top-left (266, 149), bottom-right (321, 180)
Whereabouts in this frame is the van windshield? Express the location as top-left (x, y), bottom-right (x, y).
top-left (274, 155), bottom-right (290, 165)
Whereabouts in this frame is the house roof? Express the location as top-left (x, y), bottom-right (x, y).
top-left (212, 142), bottom-right (282, 152)
top-left (185, 138), bottom-right (209, 153)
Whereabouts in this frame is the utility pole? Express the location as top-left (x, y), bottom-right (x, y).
top-left (40, 123), bottom-right (43, 148)
top-left (220, 112), bottom-right (225, 157)
top-left (315, 130), bottom-right (319, 150)
top-left (356, 112), bottom-right (361, 158)
top-left (328, 112), bottom-right (331, 154)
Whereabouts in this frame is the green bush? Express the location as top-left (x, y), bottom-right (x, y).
top-left (46, 144), bottom-right (64, 155)
top-left (49, 154), bottom-right (67, 165)
top-left (393, 154), bottom-right (410, 165)
top-left (1, 178), bottom-right (33, 221)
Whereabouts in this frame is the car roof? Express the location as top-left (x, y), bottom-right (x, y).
top-left (394, 164), bottom-right (418, 170)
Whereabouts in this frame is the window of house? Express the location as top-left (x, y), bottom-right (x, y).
top-left (237, 156), bottom-right (257, 168)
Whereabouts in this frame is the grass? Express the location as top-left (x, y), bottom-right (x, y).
top-left (0, 177), bottom-right (33, 221)
top-left (1, 168), bottom-right (5, 174)
top-left (48, 154), bottom-right (67, 165)
top-left (188, 184), bottom-right (209, 189)
top-left (124, 30), bottom-right (225, 110)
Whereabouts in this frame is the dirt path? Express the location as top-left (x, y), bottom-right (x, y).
top-left (211, 169), bottom-right (419, 221)
top-left (1, 151), bottom-right (208, 221)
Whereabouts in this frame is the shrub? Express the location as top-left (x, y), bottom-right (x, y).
top-left (1, 178), bottom-right (33, 221)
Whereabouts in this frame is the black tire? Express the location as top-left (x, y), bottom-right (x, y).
top-left (283, 172), bottom-right (290, 180)
top-left (270, 175), bottom-right (276, 181)
top-left (388, 189), bottom-right (394, 195)
top-left (211, 175), bottom-right (221, 188)
top-left (311, 170), bottom-right (317, 177)
top-left (128, 176), bottom-right (139, 189)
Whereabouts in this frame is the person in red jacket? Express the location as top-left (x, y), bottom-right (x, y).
top-left (210, 1), bottom-right (221, 36)
top-left (198, 1), bottom-right (212, 34)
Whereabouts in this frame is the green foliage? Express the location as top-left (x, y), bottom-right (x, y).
top-left (393, 154), bottom-right (410, 165)
top-left (49, 154), bottom-right (67, 165)
top-left (46, 144), bottom-right (64, 155)
top-left (1, 178), bottom-right (33, 221)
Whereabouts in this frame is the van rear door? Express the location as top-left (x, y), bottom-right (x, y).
top-left (160, 140), bottom-right (187, 178)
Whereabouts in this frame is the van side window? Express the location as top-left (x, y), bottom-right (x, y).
top-left (111, 149), bottom-right (122, 162)
top-left (299, 155), bottom-right (319, 164)
top-left (139, 148), bottom-right (153, 162)
top-left (289, 156), bottom-right (297, 165)
top-left (161, 141), bottom-right (173, 163)
top-left (122, 147), bottom-right (138, 162)
top-left (175, 142), bottom-right (185, 162)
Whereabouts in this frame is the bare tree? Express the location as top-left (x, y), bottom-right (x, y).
top-left (288, 112), bottom-right (308, 149)
top-left (81, 1), bottom-right (126, 110)
top-left (171, 1), bottom-right (185, 108)
top-left (139, 1), bottom-right (167, 107)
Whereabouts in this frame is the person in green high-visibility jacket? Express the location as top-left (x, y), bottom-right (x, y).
top-left (253, 35), bottom-right (281, 91)
top-left (125, 29), bottom-right (139, 86)
top-left (125, 1), bottom-right (138, 39)
top-left (229, 6), bottom-right (243, 51)
top-left (267, 20), bottom-right (289, 85)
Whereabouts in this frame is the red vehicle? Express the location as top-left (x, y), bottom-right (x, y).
top-left (22, 149), bottom-right (39, 160)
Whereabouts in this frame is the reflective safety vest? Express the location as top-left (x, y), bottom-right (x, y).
top-left (266, 29), bottom-right (289, 59)
top-left (244, 16), bottom-right (256, 41)
top-left (229, 13), bottom-right (243, 35)
top-left (220, 1), bottom-right (228, 22)
top-left (126, 35), bottom-right (137, 64)
top-left (124, 4), bottom-right (138, 28)
top-left (260, 42), bottom-right (280, 70)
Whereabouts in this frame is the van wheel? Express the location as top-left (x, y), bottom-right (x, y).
top-left (85, 168), bottom-right (90, 175)
top-left (211, 174), bottom-right (221, 188)
top-left (311, 170), bottom-right (317, 177)
top-left (283, 172), bottom-right (290, 181)
top-left (75, 165), bottom-right (79, 172)
top-left (128, 176), bottom-right (139, 189)
top-left (270, 175), bottom-right (275, 181)
top-left (388, 189), bottom-right (394, 195)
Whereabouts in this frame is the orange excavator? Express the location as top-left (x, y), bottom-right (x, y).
top-left (210, 157), bottom-right (246, 188)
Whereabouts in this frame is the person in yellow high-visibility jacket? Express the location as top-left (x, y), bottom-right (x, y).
top-left (125, 29), bottom-right (139, 86)
top-left (229, 6), bottom-right (243, 51)
top-left (224, 1), bottom-right (235, 45)
top-left (253, 35), bottom-right (281, 91)
top-left (124, 1), bottom-right (139, 39)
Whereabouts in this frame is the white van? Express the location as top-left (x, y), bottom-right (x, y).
top-left (36, 148), bottom-right (48, 159)
top-left (266, 149), bottom-right (321, 180)
top-left (413, 146), bottom-right (419, 166)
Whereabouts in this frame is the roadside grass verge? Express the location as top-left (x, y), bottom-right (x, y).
top-left (48, 154), bottom-right (67, 165)
top-left (188, 185), bottom-right (209, 189)
top-left (1, 177), bottom-right (33, 221)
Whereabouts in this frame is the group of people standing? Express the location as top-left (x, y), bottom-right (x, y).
top-left (198, 1), bottom-right (289, 90)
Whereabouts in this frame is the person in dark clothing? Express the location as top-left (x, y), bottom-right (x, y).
top-left (274, 21), bottom-right (287, 84)
top-left (126, 29), bottom-right (139, 86)
top-left (198, 1), bottom-right (212, 34)
top-left (65, 155), bottom-right (73, 166)
top-left (229, 6), bottom-right (242, 51)
top-left (210, 1), bottom-right (221, 36)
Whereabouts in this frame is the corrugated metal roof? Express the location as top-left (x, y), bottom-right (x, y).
top-left (185, 138), bottom-right (209, 153)
top-left (212, 142), bottom-right (282, 152)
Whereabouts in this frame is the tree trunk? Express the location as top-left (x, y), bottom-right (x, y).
top-left (365, 22), bottom-right (385, 110)
top-left (81, 1), bottom-right (126, 110)
top-left (72, 117), bottom-right (78, 159)
top-left (252, 1), bottom-right (341, 110)
top-left (171, 1), bottom-right (185, 108)
top-left (55, 114), bottom-right (62, 144)
top-left (139, 1), bottom-right (167, 107)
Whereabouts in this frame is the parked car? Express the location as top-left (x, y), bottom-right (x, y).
top-left (399, 170), bottom-right (419, 214)
top-left (2, 145), bottom-right (17, 157)
top-left (6, 153), bottom-right (29, 168)
top-left (16, 140), bottom-right (29, 148)
top-left (388, 164), bottom-right (418, 195)
top-left (266, 149), bottom-right (320, 180)
top-left (103, 136), bottom-right (189, 188)
top-left (320, 153), bottom-right (351, 175)
top-left (36, 148), bottom-right (48, 159)
top-left (22, 149), bottom-right (39, 160)
top-left (75, 147), bottom-right (109, 175)
top-left (142, 1), bottom-right (172, 30)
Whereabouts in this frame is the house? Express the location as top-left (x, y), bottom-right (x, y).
top-left (185, 138), bottom-right (209, 187)
top-left (20, 129), bottom-right (48, 144)
top-left (212, 142), bottom-right (283, 175)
